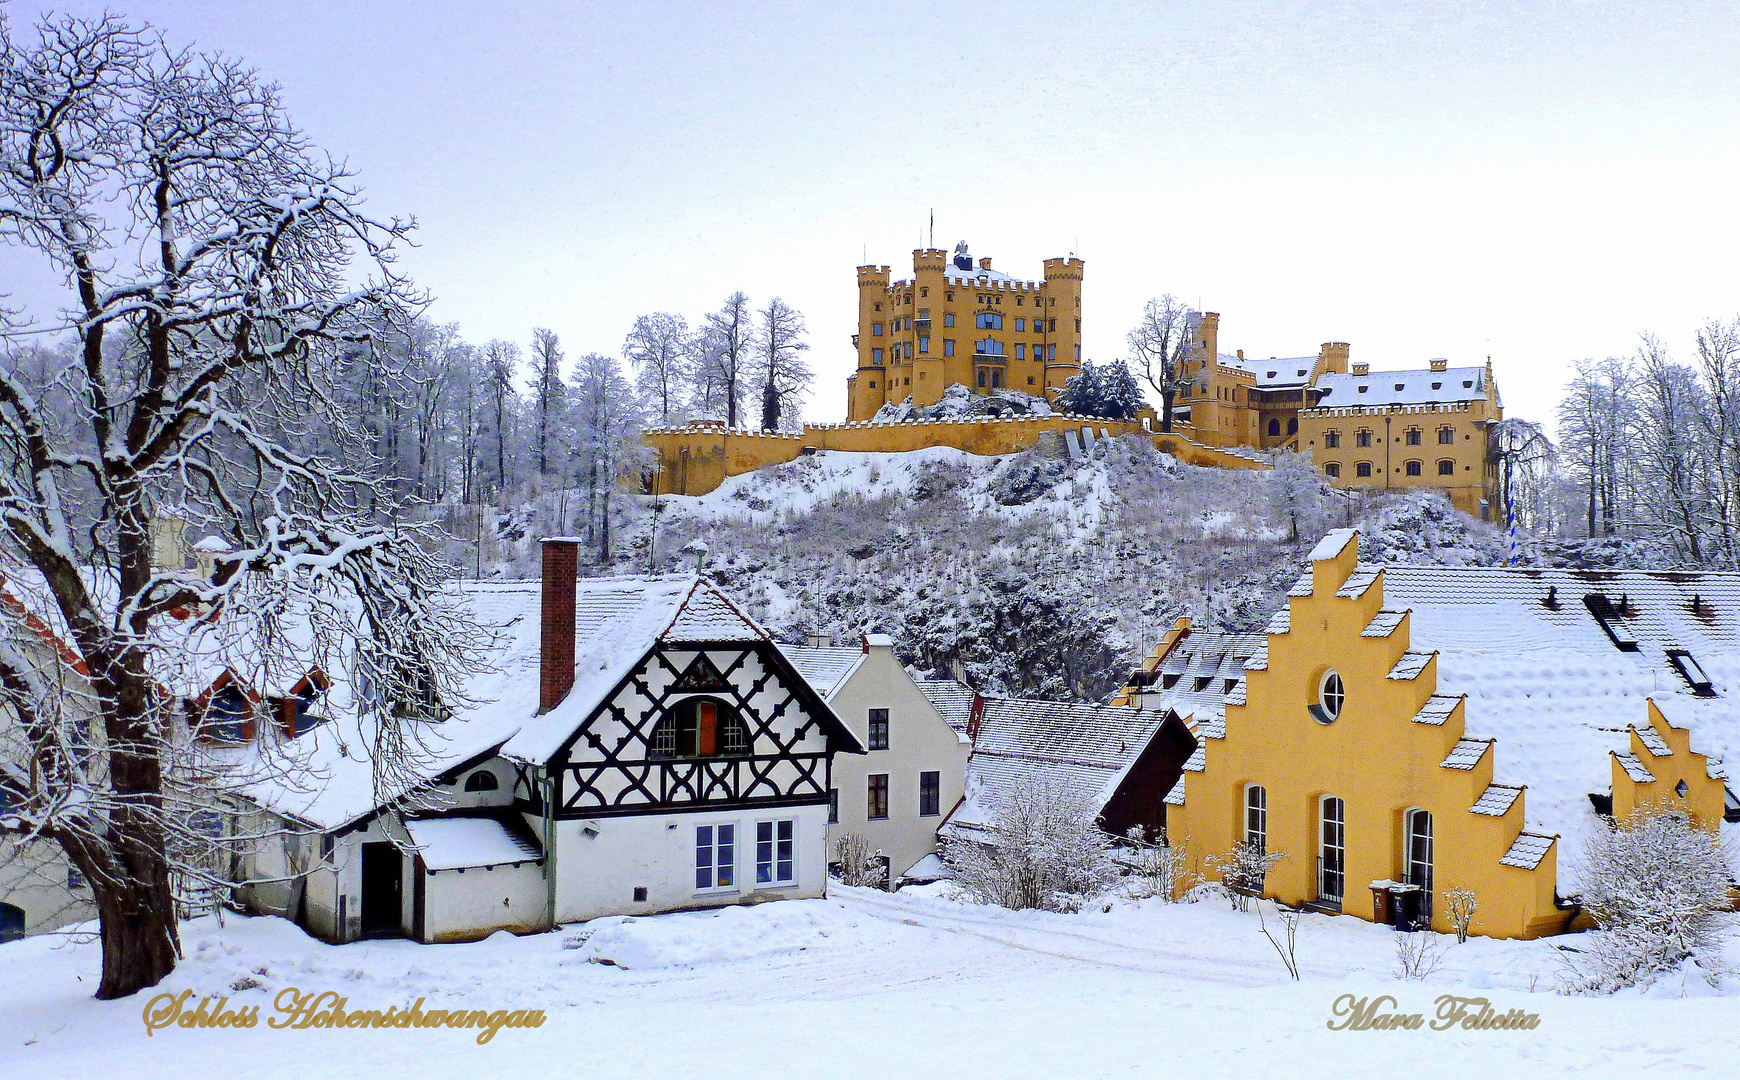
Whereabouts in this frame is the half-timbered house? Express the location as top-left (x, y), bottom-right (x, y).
top-left (233, 538), bottom-right (863, 942)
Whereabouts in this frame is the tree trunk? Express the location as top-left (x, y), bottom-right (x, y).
top-left (90, 836), bottom-right (179, 998)
top-left (1160, 390), bottom-right (1175, 433)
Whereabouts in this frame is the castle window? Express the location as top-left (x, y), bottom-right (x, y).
top-left (1047, 344), bottom-right (1056, 362)
top-left (1267, 418), bottom-right (1281, 436)
top-left (1287, 417), bottom-right (1298, 435)
top-left (919, 286), bottom-right (928, 297)
top-left (1438, 426), bottom-right (1454, 444)
top-left (1015, 344), bottom-right (1026, 360)
top-left (1074, 345), bottom-right (1081, 362)
top-left (1244, 785), bottom-right (1267, 854)
top-left (977, 371), bottom-right (986, 388)
top-left (872, 322), bottom-right (883, 336)
top-left (1048, 318), bottom-right (1057, 332)
top-left (1324, 462), bottom-right (1341, 478)
top-left (918, 336), bottom-right (929, 354)
top-left (1075, 319), bottom-right (1081, 332)
top-left (992, 369), bottom-right (1003, 388)
top-left (1015, 318), bottom-right (1025, 332)
top-left (1324, 430), bottom-right (1341, 448)
top-left (1406, 460), bottom-right (1422, 476)
top-left (944, 313), bottom-right (955, 328)
top-left (1437, 459), bottom-right (1455, 476)
top-left (945, 291), bottom-right (954, 301)
top-left (1356, 462), bottom-right (1372, 478)
top-left (1356, 429), bottom-right (1372, 448)
top-left (1027, 377), bottom-right (1035, 385)
top-left (1406, 427), bottom-right (1421, 445)
top-left (872, 348), bottom-right (883, 364)
top-left (1463, 380), bottom-right (1473, 388)
top-left (874, 302), bottom-right (882, 312)
top-left (868, 381), bottom-right (876, 388)
top-left (1432, 382), bottom-right (1442, 390)
top-left (976, 312), bottom-right (1003, 330)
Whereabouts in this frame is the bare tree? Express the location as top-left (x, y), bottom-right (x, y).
top-left (481, 339), bottom-right (521, 498)
top-left (0, 13), bottom-right (483, 998)
top-left (1126, 295), bottom-right (1201, 433)
top-left (1558, 357), bottom-right (1637, 538)
top-left (702, 292), bottom-right (753, 428)
top-left (1633, 335), bottom-right (1709, 562)
top-left (568, 352), bottom-right (642, 562)
top-left (943, 774), bottom-right (1116, 912)
top-left (529, 328), bottom-right (566, 479)
top-left (622, 312), bottom-right (690, 425)
top-left (752, 297), bottom-right (812, 431)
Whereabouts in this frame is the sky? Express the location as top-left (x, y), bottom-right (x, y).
top-left (5, 1), bottom-right (1740, 433)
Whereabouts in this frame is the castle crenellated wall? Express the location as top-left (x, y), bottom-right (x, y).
top-left (641, 415), bottom-right (1268, 496)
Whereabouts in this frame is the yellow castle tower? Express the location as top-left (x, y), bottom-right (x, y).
top-left (846, 242), bottom-right (1083, 421)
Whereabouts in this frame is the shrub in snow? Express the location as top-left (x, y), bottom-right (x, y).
top-left (1208, 840), bottom-right (1284, 912)
top-left (989, 451), bottom-right (1070, 506)
top-left (944, 775), bottom-right (1116, 912)
top-left (1256, 900), bottom-right (1303, 980)
top-left (1118, 826), bottom-right (1195, 901)
top-left (833, 832), bottom-right (886, 889)
top-left (1560, 803), bottom-right (1733, 995)
top-left (1394, 931), bottom-right (1444, 980)
top-left (1055, 360), bottom-right (1145, 420)
top-left (1444, 887), bottom-right (1480, 944)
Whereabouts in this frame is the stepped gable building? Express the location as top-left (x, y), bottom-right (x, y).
top-left (1118, 528), bottom-right (1739, 940)
top-left (846, 241), bottom-right (1084, 421)
top-left (1177, 312), bottom-right (1506, 519)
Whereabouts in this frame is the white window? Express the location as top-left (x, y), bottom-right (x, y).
top-left (1319, 796), bottom-right (1345, 903)
top-left (695, 824), bottom-right (736, 890)
top-left (1313, 670), bottom-right (1344, 724)
top-left (756, 820), bottom-right (795, 885)
top-left (1244, 784), bottom-right (1267, 852)
top-left (1406, 809), bottom-right (1434, 916)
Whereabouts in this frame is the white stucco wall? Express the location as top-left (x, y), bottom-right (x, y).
top-left (0, 837), bottom-right (96, 937)
top-left (419, 860), bottom-right (546, 942)
top-left (549, 803), bottom-right (830, 923)
top-left (825, 644), bottom-right (970, 881)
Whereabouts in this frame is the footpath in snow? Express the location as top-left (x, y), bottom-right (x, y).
top-left (2, 886), bottom-right (1736, 1079)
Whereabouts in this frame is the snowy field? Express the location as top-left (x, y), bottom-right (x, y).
top-left (4, 888), bottom-right (1737, 1079)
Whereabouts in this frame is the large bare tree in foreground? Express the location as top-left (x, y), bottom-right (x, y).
top-left (0, 13), bottom-right (480, 998)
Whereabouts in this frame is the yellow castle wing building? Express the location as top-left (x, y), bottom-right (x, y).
top-left (1116, 529), bottom-right (1737, 939)
top-left (846, 242), bottom-right (1083, 421)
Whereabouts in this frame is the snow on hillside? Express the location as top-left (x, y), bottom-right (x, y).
top-left (450, 437), bottom-right (1663, 701)
top-left (3, 888), bottom-right (1736, 1078)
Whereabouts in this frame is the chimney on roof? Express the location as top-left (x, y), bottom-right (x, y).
top-left (1351, 362), bottom-right (1370, 376)
top-left (978, 257), bottom-right (992, 270)
top-left (540, 538), bottom-right (580, 713)
top-left (1429, 358), bottom-right (1448, 371)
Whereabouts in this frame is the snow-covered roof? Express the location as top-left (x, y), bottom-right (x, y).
top-left (1218, 354), bottom-right (1314, 388)
top-left (916, 678), bottom-right (977, 737)
top-left (943, 696), bottom-right (1160, 843)
top-left (1312, 365), bottom-right (1495, 409)
top-left (1375, 564), bottom-right (1740, 889)
top-left (405, 815), bottom-right (542, 871)
top-left (501, 575), bottom-right (769, 764)
top-left (777, 644), bottom-right (864, 701)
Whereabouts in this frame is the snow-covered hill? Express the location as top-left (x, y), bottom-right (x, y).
top-left (452, 437), bottom-right (1540, 701)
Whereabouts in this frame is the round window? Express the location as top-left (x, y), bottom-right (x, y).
top-left (1316, 670), bottom-right (1345, 724)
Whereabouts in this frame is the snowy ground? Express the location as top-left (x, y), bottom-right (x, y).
top-left (4, 888), bottom-right (1736, 1078)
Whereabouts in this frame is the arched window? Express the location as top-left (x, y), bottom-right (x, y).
top-left (975, 311), bottom-right (1003, 330)
top-left (1244, 784), bottom-right (1267, 853)
top-left (1267, 418), bottom-right (1281, 436)
top-left (1319, 796), bottom-right (1345, 903)
top-left (1324, 462), bottom-right (1342, 478)
top-left (651, 698), bottom-right (750, 758)
top-left (464, 770), bottom-right (499, 793)
top-left (1405, 460), bottom-right (1422, 476)
top-left (1355, 461), bottom-right (1373, 478)
top-left (1406, 809), bottom-right (1434, 916)
top-left (1287, 417), bottom-right (1298, 435)
top-left (1437, 459), bottom-right (1455, 476)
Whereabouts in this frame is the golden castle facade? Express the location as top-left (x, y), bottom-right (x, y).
top-left (846, 243), bottom-right (1083, 421)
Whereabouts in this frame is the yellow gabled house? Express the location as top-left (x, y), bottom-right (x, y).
top-left (1122, 529), bottom-right (1736, 939)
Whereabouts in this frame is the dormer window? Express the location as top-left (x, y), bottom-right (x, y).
top-left (1358, 385), bottom-right (1369, 393)
top-left (1193, 676), bottom-right (1212, 691)
top-left (1583, 593), bottom-right (1640, 652)
top-left (1394, 383), bottom-right (1404, 391)
top-left (1463, 380), bottom-right (1473, 388)
top-left (651, 698), bottom-right (750, 758)
top-left (1666, 649), bottom-right (1716, 697)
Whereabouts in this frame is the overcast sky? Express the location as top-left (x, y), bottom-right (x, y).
top-left (7, 1), bottom-right (1740, 431)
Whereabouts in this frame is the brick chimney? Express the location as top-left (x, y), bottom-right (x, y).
top-left (978, 257), bottom-right (992, 270)
top-left (540, 538), bottom-right (580, 713)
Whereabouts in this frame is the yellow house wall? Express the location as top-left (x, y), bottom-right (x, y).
top-left (1164, 537), bottom-right (1562, 939)
top-left (1610, 699), bottom-right (1728, 828)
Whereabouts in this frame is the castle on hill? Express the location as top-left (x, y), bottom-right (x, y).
top-left (642, 241), bottom-right (1505, 520)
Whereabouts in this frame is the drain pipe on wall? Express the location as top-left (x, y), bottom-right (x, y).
top-left (544, 770), bottom-right (559, 932)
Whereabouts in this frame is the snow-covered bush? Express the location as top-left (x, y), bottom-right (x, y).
top-left (1444, 887), bottom-right (1480, 944)
top-left (833, 832), bottom-right (886, 889)
top-left (1119, 826), bottom-right (1195, 901)
top-left (1208, 840), bottom-right (1285, 912)
top-left (945, 775), bottom-right (1116, 912)
top-left (1394, 931), bottom-right (1443, 980)
top-left (1256, 900), bottom-right (1303, 980)
top-left (1560, 803), bottom-right (1734, 994)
